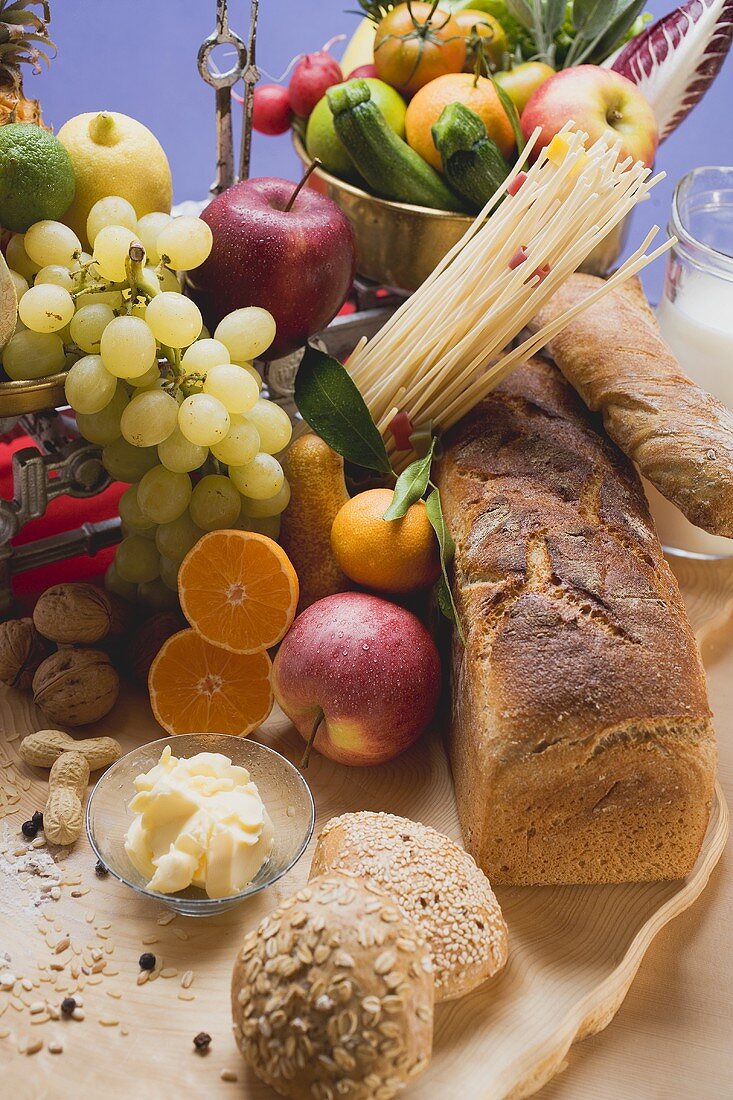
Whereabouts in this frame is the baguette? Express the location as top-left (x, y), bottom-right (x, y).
top-left (436, 358), bottom-right (716, 886)
top-left (528, 273), bottom-right (733, 536)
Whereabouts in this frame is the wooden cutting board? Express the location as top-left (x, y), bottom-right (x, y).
top-left (0, 554), bottom-right (730, 1100)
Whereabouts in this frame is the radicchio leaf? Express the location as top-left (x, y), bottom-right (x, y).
top-left (607, 0), bottom-right (733, 141)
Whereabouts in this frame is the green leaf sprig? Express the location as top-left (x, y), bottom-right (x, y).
top-left (504, 0), bottom-right (647, 68)
top-left (295, 346), bottom-right (462, 633)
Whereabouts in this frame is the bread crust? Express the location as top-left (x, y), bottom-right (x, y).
top-left (529, 274), bottom-right (733, 536)
top-left (436, 358), bottom-right (717, 885)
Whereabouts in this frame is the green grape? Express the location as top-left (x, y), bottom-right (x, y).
top-left (137, 465), bottom-right (192, 524)
top-left (18, 284), bottom-right (75, 334)
top-left (2, 330), bottom-right (66, 381)
top-left (118, 484), bottom-right (156, 532)
top-left (65, 354), bottom-right (117, 414)
top-left (210, 417), bottom-right (259, 467)
top-left (102, 437), bottom-right (159, 482)
top-left (138, 576), bottom-right (179, 609)
top-left (233, 509), bottom-right (281, 540)
top-left (203, 363), bottom-right (259, 415)
top-left (178, 393), bottom-right (229, 447)
top-left (145, 291), bottom-right (202, 348)
top-left (127, 363), bottom-right (161, 389)
top-left (241, 478), bottom-right (291, 518)
top-left (87, 196), bottom-right (138, 245)
top-left (232, 360), bottom-right (262, 390)
top-left (100, 315), bottom-right (157, 379)
top-left (8, 269), bottom-right (29, 300)
top-left (69, 303), bottom-right (115, 354)
top-left (104, 561), bottom-right (139, 602)
top-left (136, 212), bottom-right (171, 265)
top-left (155, 510), bottom-right (203, 562)
top-left (92, 224), bottom-right (138, 282)
top-left (121, 389), bottom-right (179, 447)
top-left (114, 535), bottom-right (160, 584)
top-left (158, 555), bottom-right (181, 592)
top-left (214, 307), bottom-right (276, 362)
top-left (156, 216), bottom-right (213, 271)
top-left (78, 287), bottom-right (124, 310)
top-left (229, 453), bottom-right (284, 500)
top-left (34, 264), bottom-right (75, 292)
top-left (157, 266), bottom-right (181, 294)
top-left (244, 398), bottom-right (292, 454)
top-left (76, 383), bottom-right (129, 445)
top-left (157, 425), bottom-right (208, 473)
top-left (180, 337), bottom-right (230, 376)
top-left (24, 220), bottom-right (81, 269)
top-left (6, 234), bottom-right (41, 281)
top-left (189, 474), bottom-right (241, 531)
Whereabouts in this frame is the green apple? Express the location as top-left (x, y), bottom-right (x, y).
top-left (306, 78), bottom-right (406, 180)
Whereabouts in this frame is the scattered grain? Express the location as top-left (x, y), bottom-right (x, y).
top-left (220, 1069), bottom-right (238, 1082)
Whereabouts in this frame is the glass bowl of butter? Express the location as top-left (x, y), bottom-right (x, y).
top-left (86, 733), bottom-right (315, 917)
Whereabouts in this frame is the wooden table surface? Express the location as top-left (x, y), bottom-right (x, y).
top-left (0, 554), bottom-right (731, 1100)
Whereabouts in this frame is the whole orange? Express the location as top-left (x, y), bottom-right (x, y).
top-left (405, 73), bottom-right (515, 172)
top-left (330, 488), bottom-right (441, 594)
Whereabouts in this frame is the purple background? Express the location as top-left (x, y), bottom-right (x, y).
top-left (33, 1), bottom-right (733, 300)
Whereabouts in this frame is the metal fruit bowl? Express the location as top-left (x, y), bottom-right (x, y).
top-left (294, 133), bottom-right (629, 293)
top-left (0, 371), bottom-right (68, 423)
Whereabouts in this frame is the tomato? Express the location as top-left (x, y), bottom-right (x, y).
top-left (453, 10), bottom-right (508, 74)
top-left (374, 3), bottom-right (467, 98)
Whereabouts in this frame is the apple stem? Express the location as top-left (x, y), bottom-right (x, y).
top-left (300, 709), bottom-right (324, 770)
top-left (285, 159), bottom-right (322, 213)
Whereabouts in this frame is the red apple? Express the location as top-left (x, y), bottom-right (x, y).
top-left (521, 65), bottom-right (658, 167)
top-left (189, 177), bottom-right (356, 359)
top-left (272, 592), bottom-right (441, 767)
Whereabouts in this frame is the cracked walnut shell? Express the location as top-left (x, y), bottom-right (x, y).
top-left (33, 647), bottom-right (120, 727)
top-left (33, 583), bottom-right (113, 645)
top-left (0, 618), bottom-right (51, 691)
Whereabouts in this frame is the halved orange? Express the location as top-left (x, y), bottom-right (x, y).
top-left (178, 530), bottom-right (299, 654)
top-left (148, 629), bottom-right (273, 736)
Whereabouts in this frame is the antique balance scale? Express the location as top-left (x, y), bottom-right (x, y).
top-left (0, 0), bottom-right (399, 614)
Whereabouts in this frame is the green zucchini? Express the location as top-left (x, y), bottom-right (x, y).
top-left (326, 80), bottom-right (465, 214)
top-left (431, 102), bottom-right (510, 213)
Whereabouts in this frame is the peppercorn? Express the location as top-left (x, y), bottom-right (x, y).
top-left (138, 952), bottom-right (156, 971)
top-left (31, 810), bottom-right (44, 830)
top-left (193, 1032), bottom-right (212, 1052)
top-left (94, 859), bottom-right (109, 877)
top-left (60, 997), bottom-right (76, 1017)
top-left (21, 820), bottom-right (37, 839)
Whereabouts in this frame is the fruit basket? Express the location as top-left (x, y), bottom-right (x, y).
top-left (293, 133), bottom-right (629, 292)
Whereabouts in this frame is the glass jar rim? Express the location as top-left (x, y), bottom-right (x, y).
top-left (670, 166), bottom-right (733, 282)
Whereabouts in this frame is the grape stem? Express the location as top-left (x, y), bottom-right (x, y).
top-left (124, 241), bottom-right (147, 315)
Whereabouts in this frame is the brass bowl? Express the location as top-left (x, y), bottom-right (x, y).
top-left (294, 134), bottom-right (629, 292)
top-left (0, 372), bottom-right (68, 419)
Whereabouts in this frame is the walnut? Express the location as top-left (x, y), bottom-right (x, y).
top-left (0, 618), bottom-right (52, 691)
top-left (33, 583), bottom-right (113, 645)
top-left (124, 612), bottom-right (184, 683)
top-left (33, 647), bottom-right (120, 727)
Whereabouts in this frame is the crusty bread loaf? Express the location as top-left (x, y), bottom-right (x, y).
top-left (528, 273), bottom-right (733, 536)
top-left (310, 811), bottom-right (508, 1001)
top-left (436, 357), bottom-right (717, 886)
top-left (232, 872), bottom-right (433, 1100)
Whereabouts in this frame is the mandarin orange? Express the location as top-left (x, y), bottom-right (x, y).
top-left (405, 73), bottom-right (515, 172)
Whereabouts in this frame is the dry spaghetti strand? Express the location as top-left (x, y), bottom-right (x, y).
top-left (346, 126), bottom-right (673, 465)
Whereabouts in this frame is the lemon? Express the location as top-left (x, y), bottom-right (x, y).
top-left (57, 111), bottom-right (173, 245)
top-left (0, 124), bottom-right (76, 233)
top-left (306, 78), bottom-right (406, 179)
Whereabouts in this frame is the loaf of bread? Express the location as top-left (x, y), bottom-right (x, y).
top-left (528, 273), bottom-right (733, 536)
top-left (436, 357), bottom-right (717, 885)
top-left (310, 811), bottom-right (508, 1001)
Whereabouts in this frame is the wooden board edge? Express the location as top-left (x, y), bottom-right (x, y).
top-left (505, 784), bottom-right (729, 1100)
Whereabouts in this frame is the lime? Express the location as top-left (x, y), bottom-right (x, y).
top-left (306, 78), bottom-right (407, 179)
top-left (0, 124), bottom-right (76, 234)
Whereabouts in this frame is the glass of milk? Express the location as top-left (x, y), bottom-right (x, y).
top-left (652, 166), bottom-right (733, 558)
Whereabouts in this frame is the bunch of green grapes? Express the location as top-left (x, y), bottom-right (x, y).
top-left (2, 197), bottom-right (293, 610)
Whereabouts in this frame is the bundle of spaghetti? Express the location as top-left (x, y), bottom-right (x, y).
top-left (345, 124), bottom-right (674, 464)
